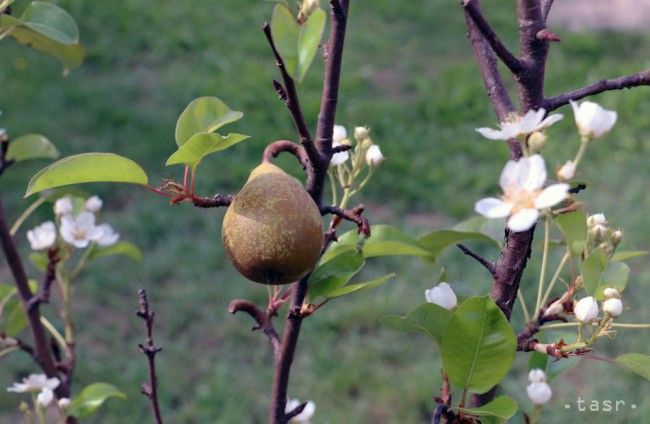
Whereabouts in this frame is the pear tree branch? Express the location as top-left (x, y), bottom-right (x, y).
top-left (320, 204), bottom-right (371, 236)
top-left (136, 290), bottom-right (164, 424)
top-left (262, 140), bottom-right (310, 170)
top-left (545, 69), bottom-right (650, 111)
top-left (228, 299), bottom-right (281, 357)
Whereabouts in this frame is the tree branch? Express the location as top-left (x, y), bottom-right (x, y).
top-left (0, 199), bottom-right (59, 386)
top-left (263, 23), bottom-right (321, 171)
top-left (27, 248), bottom-right (60, 311)
top-left (228, 299), bottom-right (281, 356)
top-left (269, 2), bottom-right (350, 423)
top-left (541, 0), bottom-right (555, 22)
top-left (320, 204), bottom-right (370, 236)
top-left (0, 131), bottom-right (15, 176)
top-left (262, 140), bottom-right (310, 170)
top-left (456, 243), bottom-right (496, 277)
top-left (136, 289), bottom-right (164, 424)
top-left (461, 0), bottom-right (524, 74)
top-left (545, 69), bottom-right (650, 111)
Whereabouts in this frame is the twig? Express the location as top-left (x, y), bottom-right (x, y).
top-left (262, 140), bottom-right (310, 170)
top-left (190, 193), bottom-right (234, 208)
top-left (0, 132), bottom-right (15, 175)
top-left (456, 243), bottom-right (496, 277)
top-left (461, 0), bottom-right (523, 74)
top-left (541, 0), bottom-right (555, 22)
top-left (158, 180), bottom-right (234, 208)
top-left (228, 299), bottom-right (280, 356)
top-left (136, 290), bottom-right (164, 424)
top-left (320, 204), bottom-right (370, 236)
top-left (284, 402), bottom-right (307, 422)
top-left (0, 335), bottom-right (36, 358)
top-left (545, 69), bottom-right (650, 111)
top-left (269, 2), bottom-right (351, 423)
top-left (263, 24), bottom-right (321, 169)
top-left (27, 248), bottom-right (60, 311)
top-left (0, 200), bottom-right (59, 386)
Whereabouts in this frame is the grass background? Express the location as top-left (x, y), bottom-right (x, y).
top-left (1, 0), bottom-right (649, 422)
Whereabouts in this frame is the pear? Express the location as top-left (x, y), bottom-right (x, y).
top-left (222, 162), bottom-right (323, 285)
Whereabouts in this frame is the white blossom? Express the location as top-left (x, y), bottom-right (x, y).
top-left (60, 212), bottom-right (103, 249)
top-left (96, 223), bottom-right (120, 246)
top-left (587, 213), bottom-right (607, 227)
top-left (84, 195), bottom-right (103, 213)
top-left (354, 126), bottom-right (370, 140)
top-left (476, 109), bottom-right (563, 140)
top-left (603, 298), bottom-right (623, 317)
top-left (574, 296), bottom-right (599, 323)
top-left (474, 154), bottom-right (569, 232)
top-left (58, 397), bottom-right (71, 409)
top-left (603, 288), bottom-right (620, 299)
top-left (425, 282), bottom-right (458, 310)
top-left (557, 160), bottom-right (575, 181)
top-left (527, 381), bottom-right (552, 405)
top-left (7, 374), bottom-right (60, 394)
top-left (54, 197), bottom-right (73, 217)
top-left (286, 398), bottom-right (316, 423)
top-left (570, 100), bottom-right (617, 140)
top-left (36, 388), bottom-right (55, 407)
top-left (26, 221), bottom-right (56, 250)
top-left (332, 125), bottom-right (347, 144)
top-left (528, 369), bottom-right (547, 383)
top-left (365, 145), bottom-right (384, 167)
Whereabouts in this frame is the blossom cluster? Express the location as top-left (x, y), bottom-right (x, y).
top-left (26, 195), bottom-right (119, 251)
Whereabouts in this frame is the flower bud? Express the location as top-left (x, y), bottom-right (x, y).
top-left (611, 229), bottom-right (623, 245)
top-left (603, 287), bottom-right (619, 299)
top-left (587, 213), bottom-right (607, 228)
top-left (424, 282), bottom-right (457, 310)
top-left (527, 381), bottom-right (552, 405)
top-left (570, 100), bottom-right (617, 140)
top-left (54, 197), bottom-right (73, 217)
top-left (589, 224), bottom-right (607, 244)
top-left (84, 195), bottom-right (103, 213)
top-left (365, 144), bottom-right (384, 167)
top-left (528, 131), bottom-right (547, 153)
top-left (58, 397), bottom-right (71, 409)
top-left (574, 296), bottom-right (599, 323)
top-left (528, 368), bottom-right (547, 383)
top-left (332, 125), bottom-right (348, 145)
top-left (557, 160), bottom-right (575, 181)
top-left (354, 126), bottom-right (370, 141)
top-left (603, 298), bottom-right (623, 317)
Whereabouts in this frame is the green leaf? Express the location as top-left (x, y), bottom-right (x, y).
top-left (6, 134), bottom-right (59, 162)
top-left (0, 14), bottom-right (84, 75)
top-left (0, 284), bottom-right (17, 316)
top-left (88, 241), bottom-right (142, 262)
top-left (381, 303), bottom-right (454, 344)
top-left (611, 250), bottom-right (648, 261)
top-left (28, 252), bottom-right (48, 272)
top-left (441, 296), bottom-right (516, 393)
top-left (320, 225), bottom-right (432, 263)
top-left (296, 8), bottom-right (325, 81)
top-left (614, 353), bottom-right (650, 381)
top-left (580, 247), bottom-right (607, 296)
top-left (325, 273), bottom-right (395, 298)
top-left (547, 356), bottom-right (580, 382)
top-left (554, 210), bottom-right (587, 256)
top-left (271, 4), bottom-right (300, 77)
top-left (581, 248), bottom-right (629, 300)
top-left (308, 250), bottom-right (364, 300)
top-left (166, 133), bottom-right (249, 169)
top-left (25, 153), bottom-right (148, 196)
top-left (19, 1), bottom-right (79, 44)
top-left (271, 4), bottom-right (326, 82)
top-left (418, 229), bottom-right (499, 260)
top-left (456, 395), bottom-right (517, 419)
top-left (67, 383), bottom-right (126, 419)
top-left (4, 301), bottom-right (27, 337)
top-left (174, 97), bottom-right (243, 147)
top-left (453, 216), bottom-right (505, 249)
top-left (528, 351), bottom-right (548, 373)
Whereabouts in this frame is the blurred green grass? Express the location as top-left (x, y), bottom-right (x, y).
top-left (1, 0), bottom-right (649, 422)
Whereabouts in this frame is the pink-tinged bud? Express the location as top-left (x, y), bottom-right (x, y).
top-left (603, 287), bottom-right (619, 299)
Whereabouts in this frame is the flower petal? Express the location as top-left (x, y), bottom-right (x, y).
top-left (507, 208), bottom-right (539, 232)
top-left (537, 113), bottom-right (563, 130)
top-left (519, 109), bottom-right (546, 134)
top-left (593, 110), bottom-right (617, 138)
top-left (499, 160), bottom-right (520, 191)
top-left (475, 198), bottom-right (513, 218)
top-left (534, 183), bottom-right (569, 209)
top-left (518, 154), bottom-right (547, 191)
top-left (475, 127), bottom-right (506, 140)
